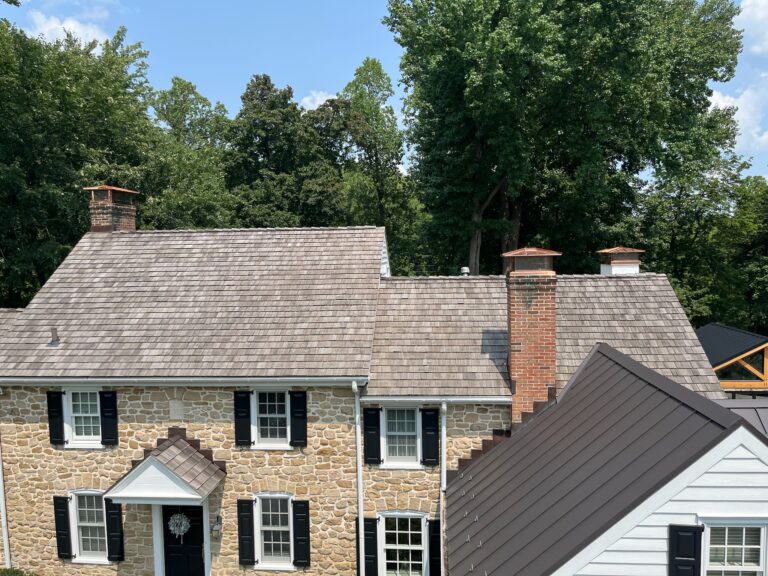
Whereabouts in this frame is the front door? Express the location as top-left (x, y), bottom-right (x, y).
top-left (162, 505), bottom-right (205, 576)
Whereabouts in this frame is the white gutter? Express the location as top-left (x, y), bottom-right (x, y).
top-left (0, 376), bottom-right (368, 387)
top-left (439, 402), bottom-right (447, 576)
top-left (360, 396), bottom-right (511, 405)
top-left (0, 424), bottom-right (10, 568)
top-left (353, 381), bottom-right (366, 576)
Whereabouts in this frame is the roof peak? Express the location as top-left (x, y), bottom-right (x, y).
top-left (86, 225), bottom-right (384, 235)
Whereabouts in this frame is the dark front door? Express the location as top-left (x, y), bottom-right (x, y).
top-left (163, 505), bottom-right (205, 576)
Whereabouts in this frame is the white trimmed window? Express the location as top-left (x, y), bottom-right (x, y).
top-left (251, 391), bottom-right (291, 449)
top-left (706, 526), bottom-right (764, 576)
top-left (63, 390), bottom-right (102, 448)
top-left (382, 408), bottom-right (421, 468)
top-left (254, 494), bottom-right (294, 570)
top-left (378, 513), bottom-right (427, 576)
top-left (69, 491), bottom-right (108, 564)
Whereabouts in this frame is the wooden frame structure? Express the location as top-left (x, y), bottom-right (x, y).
top-left (714, 343), bottom-right (768, 391)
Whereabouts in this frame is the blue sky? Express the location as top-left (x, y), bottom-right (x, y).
top-left (2, 0), bottom-right (768, 176)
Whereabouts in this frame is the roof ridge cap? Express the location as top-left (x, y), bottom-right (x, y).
top-left (711, 322), bottom-right (768, 341)
top-left (89, 226), bottom-right (384, 235)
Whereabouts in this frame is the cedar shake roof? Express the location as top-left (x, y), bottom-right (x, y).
top-left (149, 436), bottom-right (226, 497)
top-left (368, 278), bottom-right (512, 397)
top-left (446, 344), bottom-right (746, 576)
top-left (696, 322), bottom-right (768, 367)
top-left (0, 227), bottom-right (385, 378)
top-left (367, 274), bottom-right (722, 398)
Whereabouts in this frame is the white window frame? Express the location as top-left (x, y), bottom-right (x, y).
top-left (250, 390), bottom-right (292, 450)
top-left (377, 510), bottom-right (430, 576)
top-left (253, 492), bottom-right (295, 571)
top-left (62, 388), bottom-right (103, 449)
top-left (68, 489), bottom-right (109, 565)
top-left (380, 407), bottom-right (423, 469)
top-left (703, 520), bottom-right (767, 576)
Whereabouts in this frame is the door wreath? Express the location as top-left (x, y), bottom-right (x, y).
top-left (168, 512), bottom-right (191, 543)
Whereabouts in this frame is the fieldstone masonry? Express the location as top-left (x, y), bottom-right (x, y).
top-left (0, 386), bottom-right (509, 575)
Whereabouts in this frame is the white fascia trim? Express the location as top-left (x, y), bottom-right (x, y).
top-left (104, 455), bottom-right (206, 504)
top-left (360, 396), bottom-right (511, 405)
top-left (0, 376), bottom-right (369, 387)
top-left (552, 426), bottom-right (768, 576)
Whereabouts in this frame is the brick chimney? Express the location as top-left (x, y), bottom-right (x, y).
top-left (502, 247), bottom-right (561, 422)
top-left (597, 247), bottom-right (644, 275)
top-left (84, 185), bottom-right (139, 232)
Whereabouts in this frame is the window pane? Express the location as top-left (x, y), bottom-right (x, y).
top-left (383, 515), bottom-right (424, 576)
top-left (71, 392), bottom-right (101, 438)
top-left (76, 494), bottom-right (106, 558)
top-left (745, 528), bottom-right (761, 546)
top-left (257, 393), bottom-right (287, 440)
top-left (711, 528), bottom-right (727, 546)
top-left (260, 498), bottom-right (290, 564)
top-left (386, 410), bottom-right (417, 462)
top-left (708, 526), bottom-right (763, 575)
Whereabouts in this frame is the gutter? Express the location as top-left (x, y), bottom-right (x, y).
top-left (360, 396), bottom-right (511, 405)
top-left (353, 381), bottom-right (366, 576)
top-left (439, 402), bottom-right (447, 576)
top-left (0, 376), bottom-right (368, 387)
top-left (0, 424), bottom-right (10, 568)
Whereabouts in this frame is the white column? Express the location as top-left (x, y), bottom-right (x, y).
top-left (202, 499), bottom-right (211, 576)
top-left (152, 505), bottom-right (165, 576)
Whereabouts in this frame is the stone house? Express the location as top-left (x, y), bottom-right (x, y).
top-left (0, 186), bottom-right (725, 576)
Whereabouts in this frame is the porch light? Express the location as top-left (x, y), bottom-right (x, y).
top-left (211, 515), bottom-right (223, 540)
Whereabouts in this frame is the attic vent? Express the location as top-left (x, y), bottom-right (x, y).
top-left (460, 267), bottom-right (470, 276)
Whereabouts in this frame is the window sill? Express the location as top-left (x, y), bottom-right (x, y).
top-left (379, 462), bottom-right (425, 470)
top-left (254, 562), bottom-right (296, 571)
top-left (252, 444), bottom-right (293, 451)
top-left (72, 556), bottom-right (110, 565)
top-left (65, 441), bottom-right (105, 450)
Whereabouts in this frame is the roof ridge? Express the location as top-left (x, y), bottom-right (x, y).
top-left (707, 322), bottom-right (768, 341)
top-left (591, 343), bottom-right (739, 429)
top-left (87, 226), bottom-right (384, 235)
top-left (381, 275), bottom-right (505, 281)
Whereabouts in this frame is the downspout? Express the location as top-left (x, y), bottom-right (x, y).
top-left (440, 402), bottom-right (447, 576)
top-left (353, 381), bottom-right (365, 576)
top-left (0, 422), bottom-right (11, 567)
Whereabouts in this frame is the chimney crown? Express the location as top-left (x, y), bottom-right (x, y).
top-left (502, 247), bottom-right (561, 276)
top-left (85, 185), bottom-right (139, 232)
top-left (597, 247), bottom-right (644, 275)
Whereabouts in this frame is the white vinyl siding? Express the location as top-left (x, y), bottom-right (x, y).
top-left (573, 443), bottom-right (768, 576)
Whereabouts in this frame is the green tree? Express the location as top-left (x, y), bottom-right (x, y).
top-left (386, 0), bottom-right (742, 274)
top-left (0, 24), bottom-right (155, 307)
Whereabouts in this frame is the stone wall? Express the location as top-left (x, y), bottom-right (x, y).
top-left (0, 386), bottom-right (509, 575)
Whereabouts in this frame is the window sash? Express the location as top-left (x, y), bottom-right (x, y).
top-left (73, 493), bottom-right (107, 560)
top-left (253, 392), bottom-right (290, 446)
top-left (384, 409), bottom-right (419, 464)
top-left (382, 515), bottom-right (425, 576)
top-left (706, 526), bottom-right (764, 576)
top-left (69, 391), bottom-right (101, 441)
top-left (255, 496), bottom-right (293, 566)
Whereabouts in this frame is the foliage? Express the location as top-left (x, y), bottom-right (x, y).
top-left (0, 569), bottom-right (36, 576)
top-left (385, 0), bottom-right (742, 275)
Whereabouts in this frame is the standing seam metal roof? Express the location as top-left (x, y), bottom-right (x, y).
top-left (696, 322), bottom-right (768, 367)
top-left (446, 343), bottom-right (745, 576)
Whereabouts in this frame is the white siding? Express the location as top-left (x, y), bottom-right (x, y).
top-left (574, 439), bottom-right (768, 576)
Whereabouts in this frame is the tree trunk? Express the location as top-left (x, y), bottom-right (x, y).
top-left (500, 193), bottom-right (522, 274)
top-left (467, 176), bottom-right (508, 275)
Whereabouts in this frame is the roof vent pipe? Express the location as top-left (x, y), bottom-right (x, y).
top-left (597, 247), bottom-right (644, 275)
top-left (49, 327), bottom-right (59, 347)
top-left (460, 267), bottom-right (470, 276)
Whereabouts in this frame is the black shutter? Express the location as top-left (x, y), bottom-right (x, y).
top-left (363, 408), bottom-right (382, 464)
top-left (668, 524), bottom-right (703, 576)
top-left (47, 391), bottom-right (65, 445)
top-left (99, 391), bottom-right (119, 446)
top-left (234, 391), bottom-right (252, 447)
top-left (357, 517), bottom-right (378, 576)
top-left (292, 500), bottom-right (310, 567)
top-left (289, 391), bottom-right (308, 447)
top-left (237, 499), bottom-right (256, 565)
top-left (421, 408), bottom-right (439, 466)
top-left (53, 495), bottom-right (72, 559)
top-left (428, 519), bottom-right (441, 576)
top-left (105, 498), bottom-right (124, 561)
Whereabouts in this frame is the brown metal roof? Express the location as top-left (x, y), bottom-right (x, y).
top-left (596, 247), bottom-right (645, 254)
top-left (82, 185), bottom-right (140, 194)
top-left (446, 343), bottom-right (746, 576)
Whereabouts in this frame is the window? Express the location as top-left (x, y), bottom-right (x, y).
top-left (254, 494), bottom-right (293, 569)
top-left (382, 408), bottom-right (421, 467)
top-left (380, 514), bottom-right (426, 576)
top-left (251, 392), bottom-right (290, 448)
top-left (69, 491), bottom-right (108, 564)
top-left (706, 526), bottom-right (764, 576)
top-left (63, 390), bottom-right (102, 448)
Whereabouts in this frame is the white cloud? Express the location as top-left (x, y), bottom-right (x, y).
top-left (300, 90), bottom-right (334, 110)
top-left (711, 85), bottom-right (768, 151)
top-left (738, 0), bottom-right (768, 54)
top-left (27, 9), bottom-right (108, 44)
